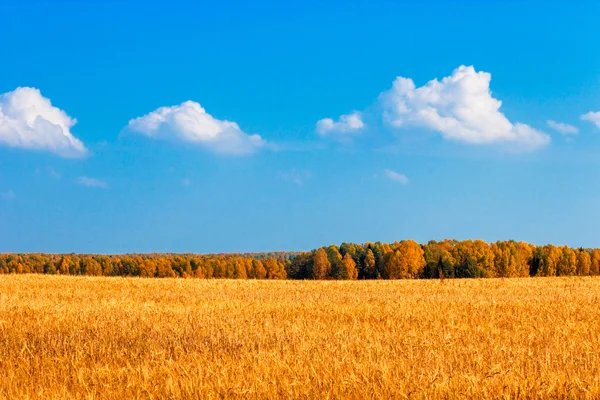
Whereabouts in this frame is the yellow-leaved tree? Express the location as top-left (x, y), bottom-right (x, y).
top-left (311, 248), bottom-right (331, 280)
top-left (342, 253), bottom-right (358, 280)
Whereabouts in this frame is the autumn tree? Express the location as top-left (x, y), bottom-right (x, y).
top-left (340, 253), bottom-right (358, 280)
top-left (381, 240), bottom-right (425, 279)
top-left (398, 240), bottom-right (426, 278)
top-left (58, 257), bottom-right (70, 275)
top-left (492, 242), bottom-right (517, 277)
top-left (557, 246), bottom-right (577, 276)
top-left (156, 259), bottom-right (176, 278)
top-left (203, 260), bottom-right (215, 278)
top-left (591, 249), bottom-right (600, 276)
top-left (325, 245), bottom-right (345, 279)
top-left (140, 259), bottom-right (157, 277)
top-left (263, 258), bottom-right (287, 279)
top-left (252, 260), bottom-right (267, 279)
top-left (576, 249), bottom-right (591, 276)
top-left (233, 259), bottom-right (248, 279)
top-left (99, 256), bottom-right (114, 276)
top-left (82, 256), bottom-right (102, 276)
top-left (539, 245), bottom-right (561, 276)
top-left (311, 248), bottom-right (331, 280)
top-left (515, 242), bottom-right (534, 277)
top-left (3, 240), bottom-right (600, 281)
top-left (381, 250), bottom-right (403, 279)
top-left (423, 240), bottom-right (456, 278)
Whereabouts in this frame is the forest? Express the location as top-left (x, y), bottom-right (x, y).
top-left (2, 239), bottom-right (599, 280)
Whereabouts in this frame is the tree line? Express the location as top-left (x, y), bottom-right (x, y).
top-left (1, 240), bottom-right (600, 280)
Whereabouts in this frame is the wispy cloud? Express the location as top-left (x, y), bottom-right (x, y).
top-left (581, 111), bottom-right (600, 129)
top-left (547, 120), bottom-right (578, 135)
top-left (384, 169), bottom-right (409, 185)
top-left (76, 176), bottom-right (108, 188)
top-left (279, 169), bottom-right (311, 186)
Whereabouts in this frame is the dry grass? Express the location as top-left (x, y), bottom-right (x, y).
top-left (0, 276), bottom-right (599, 399)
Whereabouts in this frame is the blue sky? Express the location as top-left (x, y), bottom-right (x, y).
top-left (1, 0), bottom-right (600, 253)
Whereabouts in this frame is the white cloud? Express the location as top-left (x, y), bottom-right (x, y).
top-left (581, 111), bottom-right (600, 129)
top-left (76, 176), bottom-right (107, 188)
top-left (0, 87), bottom-right (87, 157)
top-left (547, 120), bottom-right (578, 135)
top-left (127, 101), bottom-right (265, 155)
top-left (1, 190), bottom-right (15, 199)
top-left (279, 169), bottom-right (310, 186)
top-left (379, 65), bottom-right (550, 151)
top-left (384, 169), bottom-right (409, 185)
top-left (316, 111), bottom-right (364, 137)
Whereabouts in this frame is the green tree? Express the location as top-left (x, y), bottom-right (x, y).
top-left (362, 249), bottom-right (376, 279)
top-left (44, 261), bottom-right (57, 275)
top-left (287, 253), bottom-right (312, 279)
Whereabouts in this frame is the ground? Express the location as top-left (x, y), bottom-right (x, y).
top-left (0, 275), bottom-right (599, 399)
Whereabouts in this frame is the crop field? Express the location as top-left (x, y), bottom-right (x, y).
top-left (0, 275), bottom-right (599, 399)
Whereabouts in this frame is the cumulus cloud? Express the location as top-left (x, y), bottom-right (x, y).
top-left (0, 87), bottom-right (87, 157)
top-left (127, 101), bottom-right (265, 155)
top-left (316, 111), bottom-right (364, 138)
top-left (581, 112), bottom-right (600, 129)
top-left (76, 176), bottom-right (107, 188)
top-left (384, 169), bottom-right (409, 185)
top-left (379, 65), bottom-right (550, 150)
top-left (547, 120), bottom-right (579, 135)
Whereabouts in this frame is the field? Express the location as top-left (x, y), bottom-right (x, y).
top-left (0, 276), bottom-right (599, 399)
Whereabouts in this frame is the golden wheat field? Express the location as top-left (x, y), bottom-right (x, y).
top-left (0, 276), bottom-right (599, 399)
